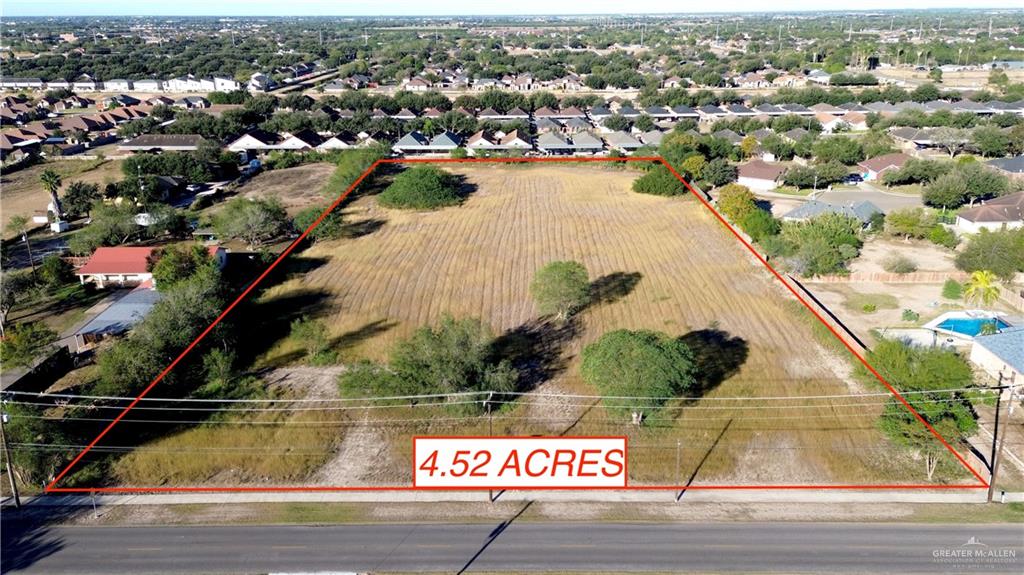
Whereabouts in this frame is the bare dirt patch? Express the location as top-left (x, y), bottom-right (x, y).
top-left (237, 163), bottom-right (337, 215)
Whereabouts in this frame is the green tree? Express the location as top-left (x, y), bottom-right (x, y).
top-left (293, 205), bottom-right (344, 242)
top-left (884, 208), bottom-right (936, 240)
top-left (530, 261), bottom-right (590, 320)
top-left (812, 136), bottom-right (863, 165)
top-left (701, 158), bottom-right (738, 187)
top-left (148, 244), bottom-right (215, 291)
top-left (603, 115), bottom-right (630, 132)
top-left (941, 279), bottom-right (963, 300)
top-left (963, 270), bottom-right (1001, 307)
top-left (213, 197), bottom-right (290, 249)
top-left (339, 315), bottom-right (517, 413)
top-left (954, 229), bottom-right (1024, 282)
top-left (740, 209), bottom-right (780, 242)
top-left (290, 316), bottom-right (336, 365)
top-left (971, 125), bottom-right (1010, 158)
top-left (61, 181), bottom-right (101, 218)
top-left (580, 329), bottom-right (697, 424)
top-left (68, 200), bottom-right (142, 255)
top-left (0, 322), bottom-right (56, 369)
top-left (38, 255), bottom-right (72, 288)
top-left (858, 339), bottom-right (977, 481)
top-left (780, 213), bottom-right (863, 277)
top-left (378, 165), bottom-right (462, 210)
top-left (631, 164), bottom-right (688, 196)
top-left (716, 183), bottom-right (757, 222)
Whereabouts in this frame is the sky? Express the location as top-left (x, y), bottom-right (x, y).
top-left (3, 0), bottom-right (1022, 18)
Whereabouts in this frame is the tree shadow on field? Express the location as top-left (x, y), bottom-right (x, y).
top-left (586, 272), bottom-right (643, 309)
top-left (678, 325), bottom-right (749, 399)
top-left (328, 318), bottom-right (397, 354)
top-left (451, 174), bottom-right (478, 204)
top-left (342, 218), bottom-right (386, 239)
top-left (490, 317), bottom-right (581, 393)
top-left (235, 288), bottom-right (333, 367)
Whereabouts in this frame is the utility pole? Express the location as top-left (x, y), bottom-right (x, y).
top-left (674, 440), bottom-right (682, 502)
top-left (1, 411), bottom-right (21, 509)
top-left (988, 377), bottom-right (1018, 503)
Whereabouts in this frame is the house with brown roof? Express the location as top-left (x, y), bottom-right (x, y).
top-left (857, 152), bottom-right (911, 181)
top-left (737, 160), bottom-right (786, 192)
top-left (955, 192), bottom-right (1024, 234)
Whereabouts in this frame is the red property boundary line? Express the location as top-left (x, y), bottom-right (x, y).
top-left (44, 155), bottom-right (989, 493)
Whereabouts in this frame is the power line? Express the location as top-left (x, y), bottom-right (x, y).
top-left (2, 386), bottom-right (991, 405)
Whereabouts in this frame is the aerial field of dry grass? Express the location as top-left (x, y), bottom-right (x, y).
top-left (239, 163), bottom-right (976, 488)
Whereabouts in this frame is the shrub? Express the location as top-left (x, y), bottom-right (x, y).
top-left (901, 309), bottom-right (920, 322)
top-left (740, 209), bottom-right (781, 242)
top-left (882, 254), bottom-right (918, 274)
top-left (378, 165), bottom-right (462, 209)
top-left (862, 303), bottom-right (877, 313)
top-left (928, 225), bottom-right (958, 249)
top-left (38, 255), bottom-right (73, 288)
top-left (942, 279), bottom-right (963, 300)
top-left (631, 164), bottom-right (688, 196)
top-left (290, 317), bottom-right (337, 366)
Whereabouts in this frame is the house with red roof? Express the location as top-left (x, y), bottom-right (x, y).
top-left (75, 247), bottom-right (156, 288)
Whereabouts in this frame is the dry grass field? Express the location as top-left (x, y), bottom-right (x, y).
top-left (237, 162), bottom-right (338, 215)
top-left (0, 159), bottom-right (124, 238)
top-left (222, 163), bottom-right (978, 488)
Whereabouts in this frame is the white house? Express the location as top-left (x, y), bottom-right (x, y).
top-left (955, 192), bottom-right (1024, 234)
top-left (213, 77), bottom-right (241, 91)
top-left (76, 247), bottom-right (155, 288)
top-left (104, 79), bottom-right (134, 92)
top-left (737, 160), bottom-right (786, 192)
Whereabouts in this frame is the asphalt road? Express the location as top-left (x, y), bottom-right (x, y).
top-left (3, 519), bottom-right (1023, 574)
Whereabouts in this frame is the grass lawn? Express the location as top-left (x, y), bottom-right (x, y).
top-left (841, 292), bottom-right (901, 314)
top-left (0, 159), bottom-right (124, 239)
top-left (883, 184), bottom-right (926, 196)
top-left (770, 185), bottom-right (813, 196)
top-left (7, 281), bottom-right (110, 336)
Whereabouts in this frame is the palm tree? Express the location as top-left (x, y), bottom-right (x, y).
top-left (39, 169), bottom-right (63, 220)
top-left (964, 270), bottom-right (1001, 307)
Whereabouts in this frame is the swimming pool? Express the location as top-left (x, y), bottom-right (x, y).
top-left (935, 317), bottom-right (1011, 337)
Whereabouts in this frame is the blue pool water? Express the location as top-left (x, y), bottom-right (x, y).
top-left (936, 317), bottom-right (1010, 337)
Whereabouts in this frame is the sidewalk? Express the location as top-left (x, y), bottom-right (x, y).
top-left (6, 488), bottom-right (1022, 508)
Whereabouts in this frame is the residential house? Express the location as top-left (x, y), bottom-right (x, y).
top-left (105, 79), bottom-right (134, 92)
top-left (119, 134), bottom-right (207, 153)
top-left (969, 327), bottom-right (1024, 383)
top-left (76, 247), bottom-right (156, 288)
top-left (857, 152), bottom-right (910, 181)
top-left (782, 200), bottom-right (882, 225)
top-left (737, 160), bottom-right (786, 192)
top-left (536, 131), bottom-right (574, 155)
top-left (392, 130), bottom-right (432, 154)
top-left (954, 192), bottom-right (1024, 234)
top-left (815, 113), bottom-right (848, 134)
top-left (987, 156), bottom-right (1024, 180)
top-left (133, 79), bottom-right (165, 92)
top-left (604, 131), bottom-right (643, 152)
top-left (173, 96), bottom-right (210, 109)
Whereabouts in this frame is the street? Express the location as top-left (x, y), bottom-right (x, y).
top-left (3, 519), bottom-right (1022, 574)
